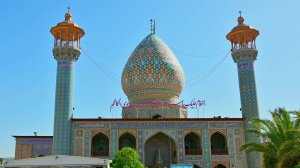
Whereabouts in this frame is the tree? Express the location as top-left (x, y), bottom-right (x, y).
top-left (112, 147), bottom-right (144, 168)
top-left (241, 108), bottom-right (300, 168)
top-left (277, 139), bottom-right (300, 168)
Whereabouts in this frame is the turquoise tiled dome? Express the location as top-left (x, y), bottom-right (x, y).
top-left (121, 34), bottom-right (185, 102)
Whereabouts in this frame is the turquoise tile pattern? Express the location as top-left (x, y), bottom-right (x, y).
top-left (233, 49), bottom-right (262, 168)
top-left (203, 129), bottom-right (211, 168)
top-left (228, 129), bottom-right (235, 167)
top-left (111, 130), bottom-right (117, 158)
top-left (84, 129), bottom-right (90, 157)
top-left (121, 34), bottom-right (185, 102)
top-left (52, 47), bottom-right (80, 155)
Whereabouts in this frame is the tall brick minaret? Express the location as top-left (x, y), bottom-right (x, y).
top-left (226, 12), bottom-right (262, 168)
top-left (50, 8), bottom-right (84, 155)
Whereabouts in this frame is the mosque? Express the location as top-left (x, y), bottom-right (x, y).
top-left (13, 10), bottom-right (263, 168)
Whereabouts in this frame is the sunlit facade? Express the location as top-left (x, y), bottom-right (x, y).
top-left (13, 10), bottom-right (263, 168)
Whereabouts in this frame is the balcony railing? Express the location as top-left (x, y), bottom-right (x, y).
top-left (211, 148), bottom-right (228, 155)
top-left (91, 151), bottom-right (109, 157)
top-left (185, 149), bottom-right (202, 155)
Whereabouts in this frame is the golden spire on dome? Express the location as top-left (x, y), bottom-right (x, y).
top-left (64, 7), bottom-right (72, 22)
top-left (238, 11), bottom-right (244, 25)
top-left (226, 11), bottom-right (259, 52)
top-left (50, 8), bottom-right (85, 49)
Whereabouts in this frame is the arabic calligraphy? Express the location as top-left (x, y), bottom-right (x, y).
top-left (110, 98), bottom-right (206, 111)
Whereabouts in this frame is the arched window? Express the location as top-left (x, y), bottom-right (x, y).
top-left (91, 132), bottom-right (109, 157)
top-left (210, 132), bottom-right (228, 155)
top-left (184, 132), bottom-right (202, 155)
top-left (119, 133), bottom-right (136, 150)
top-left (144, 132), bottom-right (176, 168)
top-left (214, 164), bottom-right (227, 168)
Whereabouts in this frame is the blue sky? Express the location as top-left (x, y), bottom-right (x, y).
top-left (0, 1), bottom-right (299, 157)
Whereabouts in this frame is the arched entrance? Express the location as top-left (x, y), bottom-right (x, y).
top-left (91, 132), bottom-right (109, 157)
top-left (144, 132), bottom-right (177, 168)
top-left (119, 132), bottom-right (136, 150)
top-left (214, 164), bottom-right (226, 168)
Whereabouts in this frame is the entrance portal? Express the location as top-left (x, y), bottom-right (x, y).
top-left (144, 132), bottom-right (177, 168)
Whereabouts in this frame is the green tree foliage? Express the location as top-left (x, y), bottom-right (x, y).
top-left (112, 147), bottom-right (144, 168)
top-left (241, 108), bottom-right (300, 168)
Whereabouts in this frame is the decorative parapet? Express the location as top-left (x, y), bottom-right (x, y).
top-left (232, 48), bottom-right (257, 63)
top-left (53, 46), bottom-right (80, 61)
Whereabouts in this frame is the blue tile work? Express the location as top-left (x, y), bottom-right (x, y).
top-left (178, 129), bottom-right (184, 163)
top-left (138, 129), bottom-right (143, 162)
top-left (111, 122), bottom-right (208, 129)
top-left (75, 123), bottom-right (109, 128)
top-left (111, 130), bottom-right (117, 158)
top-left (74, 121), bottom-right (244, 129)
top-left (203, 129), bottom-right (211, 168)
top-left (242, 128), bottom-right (248, 167)
top-left (84, 129), bottom-right (90, 157)
top-left (52, 60), bottom-right (75, 155)
top-left (210, 122), bottom-right (243, 128)
top-left (228, 129), bottom-right (235, 166)
top-left (234, 129), bottom-right (243, 167)
top-left (52, 47), bottom-right (80, 155)
top-left (121, 34), bottom-right (185, 101)
top-left (70, 127), bottom-right (74, 155)
top-left (233, 49), bottom-right (262, 168)
top-left (73, 120), bottom-right (244, 166)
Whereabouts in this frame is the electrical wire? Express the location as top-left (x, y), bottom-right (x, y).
top-left (81, 48), bottom-right (120, 83)
top-left (185, 50), bottom-right (231, 90)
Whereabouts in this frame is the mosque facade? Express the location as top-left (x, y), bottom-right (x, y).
top-left (13, 10), bottom-right (263, 168)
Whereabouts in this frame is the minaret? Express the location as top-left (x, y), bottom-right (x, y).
top-left (50, 8), bottom-right (85, 155)
top-left (226, 12), bottom-right (262, 168)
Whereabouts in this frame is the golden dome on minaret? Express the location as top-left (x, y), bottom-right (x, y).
top-left (50, 7), bottom-right (85, 42)
top-left (226, 11), bottom-right (259, 51)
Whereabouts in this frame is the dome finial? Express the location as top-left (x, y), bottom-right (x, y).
top-left (237, 11), bottom-right (244, 25)
top-left (153, 19), bottom-right (156, 34)
top-left (150, 19), bottom-right (156, 34)
top-left (64, 7), bottom-right (72, 22)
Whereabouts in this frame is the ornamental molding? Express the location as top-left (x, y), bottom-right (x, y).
top-left (118, 129), bottom-right (137, 139)
top-left (211, 161), bottom-right (230, 168)
top-left (143, 129), bottom-right (177, 143)
top-left (232, 48), bottom-right (257, 63)
top-left (90, 129), bottom-right (110, 139)
top-left (183, 129), bottom-right (202, 138)
top-left (209, 129), bottom-right (228, 138)
top-left (184, 161), bottom-right (204, 167)
top-left (184, 156), bottom-right (203, 160)
top-left (53, 47), bottom-right (81, 61)
top-left (211, 155), bottom-right (230, 161)
top-left (74, 121), bottom-right (242, 129)
top-left (210, 122), bottom-right (243, 128)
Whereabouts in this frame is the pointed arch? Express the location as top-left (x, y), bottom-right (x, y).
top-left (91, 132), bottom-right (109, 157)
top-left (210, 132), bottom-right (228, 155)
top-left (119, 132), bottom-right (136, 150)
top-left (214, 164), bottom-right (227, 168)
top-left (144, 132), bottom-right (177, 167)
top-left (184, 132), bottom-right (202, 155)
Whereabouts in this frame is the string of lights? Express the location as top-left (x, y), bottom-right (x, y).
top-left (81, 47), bottom-right (230, 88)
top-left (81, 48), bottom-right (120, 83)
top-left (185, 50), bottom-right (231, 90)
top-left (171, 47), bottom-right (228, 58)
